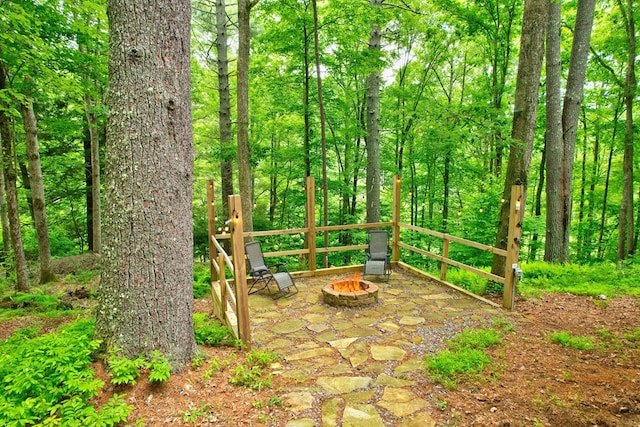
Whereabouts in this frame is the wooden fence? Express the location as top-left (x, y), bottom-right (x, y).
top-left (206, 176), bottom-right (524, 346)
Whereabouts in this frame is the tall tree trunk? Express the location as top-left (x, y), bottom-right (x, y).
top-left (20, 94), bottom-right (54, 283)
top-left (311, 0), bottom-right (329, 268)
top-left (365, 0), bottom-right (383, 224)
top-left (617, 0), bottom-right (636, 261)
top-left (216, 0), bottom-right (233, 218)
top-left (236, 0), bottom-right (258, 234)
top-left (0, 154), bottom-right (10, 256)
top-left (84, 93), bottom-right (101, 254)
top-left (576, 111), bottom-right (588, 259)
top-left (0, 58), bottom-right (29, 291)
top-left (544, 0), bottom-right (563, 262)
top-left (303, 18), bottom-right (312, 179)
top-left (558, 0), bottom-right (596, 261)
top-left (491, 0), bottom-right (547, 277)
top-left (95, 0), bottom-right (195, 367)
top-left (529, 143), bottom-right (545, 261)
top-left (84, 130), bottom-right (93, 252)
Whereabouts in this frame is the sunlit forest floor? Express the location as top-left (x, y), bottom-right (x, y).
top-left (1, 256), bottom-right (639, 426)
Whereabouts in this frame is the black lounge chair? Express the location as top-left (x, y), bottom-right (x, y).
top-left (363, 230), bottom-right (391, 281)
top-left (245, 241), bottom-right (298, 299)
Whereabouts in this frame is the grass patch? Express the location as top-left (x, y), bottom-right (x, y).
top-left (549, 331), bottom-right (595, 351)
top-left (424, 320), bottom-right (508, 388)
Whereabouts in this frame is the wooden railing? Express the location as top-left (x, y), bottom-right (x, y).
top-left (206, 176), bottom-right (524, 346)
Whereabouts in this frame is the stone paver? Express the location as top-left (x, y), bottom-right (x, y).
top-left (247, 268), bottom-right (503, 426)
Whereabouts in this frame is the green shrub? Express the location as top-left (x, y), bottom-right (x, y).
top-left (148, 350), bottom-right (172, 383)
top-left (193, 263), bottom-right (211, 299)
top-left (193, 313), bottom-right (238, 347)
top-left (520, 261), bottom-right (640, 298)
top-left (0, 318), bottom-right (132, 426)
top-left (108, 348), bottom-right (146, 385)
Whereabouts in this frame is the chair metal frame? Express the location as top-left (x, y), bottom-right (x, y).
top-left (245, 241), bottom-right (298, 299)
top-left (363, 230), bottom-right (391, 281)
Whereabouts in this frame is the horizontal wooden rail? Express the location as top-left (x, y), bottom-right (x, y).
top-left (400, 223), bottom-right (508, 257)
top-left (398, 242), bottom-right (506, 284)
top-left (316, 222), bottom-right (393, 232)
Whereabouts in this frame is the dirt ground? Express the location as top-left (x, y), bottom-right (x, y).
top-left (90, 293), bottom-right (639, 427)
top-left (3, 270), bottom-right (639, 426)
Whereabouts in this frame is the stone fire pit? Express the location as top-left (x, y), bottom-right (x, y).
top-left (322, 277), bottom-right (379, 308)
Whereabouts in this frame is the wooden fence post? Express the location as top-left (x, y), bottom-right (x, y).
top-left (503, 185), bottom-right (524, 310)
top-left (392, 175), bottom-right (401, 262)
top-left (229, 195), bottom-right (251, 348)
top-left (440, 237), bottom-right (449, 282)
top-left (207, 179), bottom-right (218, 282)
top-left (306, 176), bottom-right (316, 271)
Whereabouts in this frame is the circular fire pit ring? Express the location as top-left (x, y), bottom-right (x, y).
top-left (322, 278), bottom-right (379, 308)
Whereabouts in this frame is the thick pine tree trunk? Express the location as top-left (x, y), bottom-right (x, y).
top-left (491, 0), bottom-right (547, 277)
top-left (95, 0), bottom-right (195, 368)
top-left (20, 95), bottom-right (54, 283)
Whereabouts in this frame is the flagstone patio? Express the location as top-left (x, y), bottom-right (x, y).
top-left (248, 267), bottom-right (506, 426)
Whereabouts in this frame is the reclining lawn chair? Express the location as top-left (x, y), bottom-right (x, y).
top-left (245, 241), bottom-right (298, 299)
top-left (363, 230), bottom-right (391, 281)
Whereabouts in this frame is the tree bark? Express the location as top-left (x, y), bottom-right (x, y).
top-left (20, 94), bottom-right (54, 283)
top-left (216, 0), bottom-right (234, 217)
top-left (559, 0), bottom-right (596, 262)
top-left (491, 0), bottom-right (547, 277)
top-left (312, 0), bottom-right (329, 268)
top-left (237, 0), bottom-right (258, 234)
top-left (0, 153), bottom-right (10, 256)
top-left (0, 58), bottom-right (29, 291)
top-left (544, 0), bottom-right (563, 262)
top-left (365, 0), bottom-right (383, 224)
top-left (616, 0), bottom-right (636, 261)
top-left (84, 93), bottom-right (101, 254)
top-left (95, 0), bottom-right (195, 368)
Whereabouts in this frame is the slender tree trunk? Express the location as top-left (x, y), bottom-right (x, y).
top-left (216, 0), bottom-right (233, 218)
top-left (584, 118), bottom-right (599, 259)
top-left (0, 154), bottom-right (10, 256)
top-left (576, 111), bottom-right (588, 259)
top-left (558, 0), bottom-right (596, 261)
top-left (311, 0), bottom-right (328, 267)
top-left (20, 94), bottom-right (54, 283)
top-left (0, 60), bottom-right (28, 291)
top-left (303, 19), bottom-right (311, 179)
top-left (84, 130), bottom-right (94, 251)
top-left (617, 0), bottom-right (636, 260)
top-left (544, 0), bottom-right (563, 262)
top-left (529, 143), bottom-right (545, 261)
top-left (236, 0), bottom-right (259, 234)
top-left (491, 0), bottom-right (547, 277)
top-left (95, 0), bottom-right (195, 367)
top-left (365, 0), bottom-right (383, 224)
top-left (84, 94), bottom-right (101, 254)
